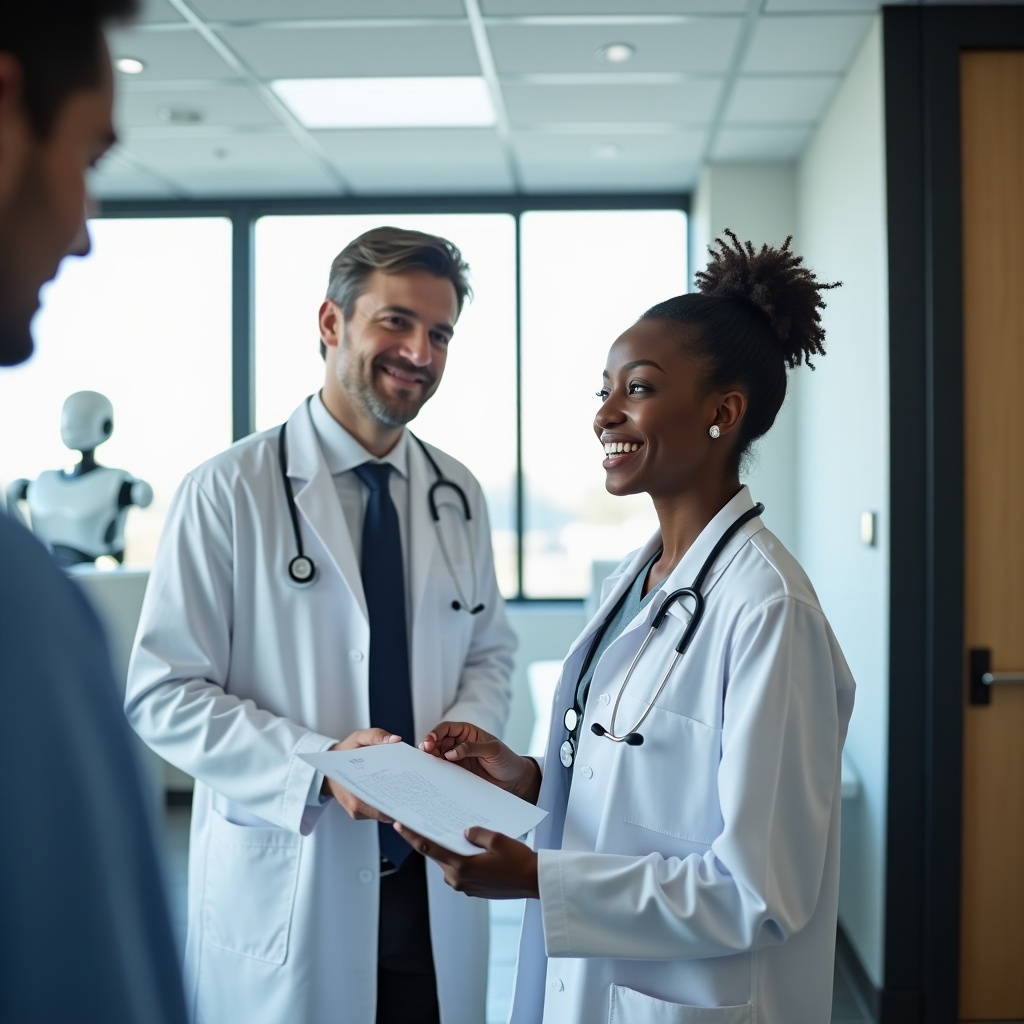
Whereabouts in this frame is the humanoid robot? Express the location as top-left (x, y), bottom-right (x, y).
top-left (5, 391), bottom-right (153, 567)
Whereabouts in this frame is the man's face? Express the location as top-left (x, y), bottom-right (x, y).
top-left (0, 37), bottom-right (116, 366)
top-left (320, 268), bottom-right (458, 453)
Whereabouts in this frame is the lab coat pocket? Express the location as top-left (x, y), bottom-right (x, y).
top-left (608, 985), bottom-right (752, 1024)
top-left (202, 810), bottom-right (302, 965)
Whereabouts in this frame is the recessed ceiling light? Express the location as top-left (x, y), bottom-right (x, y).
top-left (597, 43), bottom-right (634, 65)
top-left (270, 77), bottom-right (496, 130)
top-left (115, 57), bottom-right (145, 75)
top-left (595, 143), bottom-right (621, 160)
top-left (158, 107), bottom-right (204, 125)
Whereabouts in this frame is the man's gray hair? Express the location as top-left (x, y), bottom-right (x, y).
top-left (328, 225), bottom-right (471, 317)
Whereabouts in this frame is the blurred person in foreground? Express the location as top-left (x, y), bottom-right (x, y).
top-left (0, 4), bottom-right (189, 1022)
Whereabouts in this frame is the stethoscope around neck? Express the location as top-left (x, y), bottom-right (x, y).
top-left (277, 419), bottom-right (484, 614)
top-left (561, 501), bottom-right (764, 764)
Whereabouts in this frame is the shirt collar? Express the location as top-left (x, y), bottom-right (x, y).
top-left (309, 392), bottom-right (409, 479)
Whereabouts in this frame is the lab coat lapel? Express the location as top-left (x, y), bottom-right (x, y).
top-left (565, 534), bottom-right (663, 664)
top-left (285, 403), bottom-right (367, 618)
top-left (406, 437), bottom-right (436, 625)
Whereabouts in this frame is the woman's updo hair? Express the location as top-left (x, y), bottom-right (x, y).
top-left (641, 229), bottom-right (840, 461)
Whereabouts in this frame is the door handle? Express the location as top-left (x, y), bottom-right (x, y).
top-left (969, 648), bottom-right (1024, 705)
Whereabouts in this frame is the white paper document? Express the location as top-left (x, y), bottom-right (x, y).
top-left (302, 743), bottom-right (547, 856)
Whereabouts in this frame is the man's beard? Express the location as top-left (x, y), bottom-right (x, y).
top-left (340, 330), bottom-right (437, 429)
top-left (0, 157), bottom-right (50, 367)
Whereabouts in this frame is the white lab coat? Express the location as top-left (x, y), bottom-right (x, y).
top-left (510, 487), bottom-right (855, 1024)
top-left (126, 400), bottom-right (516, 1024)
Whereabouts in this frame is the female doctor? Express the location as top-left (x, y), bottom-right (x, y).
top-left (395, 231), bottom-right (857, 1024)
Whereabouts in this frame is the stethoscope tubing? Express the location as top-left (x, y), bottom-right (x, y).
top-left (590, 502), bottom-right (765, 746)
top-left (277, 410), bottom-right (482, 613)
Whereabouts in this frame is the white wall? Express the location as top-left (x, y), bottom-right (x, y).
top-left (795, 16), bottom-right (889, 987)
top-left (690, 162), bottom-right (800, 553)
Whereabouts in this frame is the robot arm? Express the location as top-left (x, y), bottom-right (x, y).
top-left (5, 479), bottom-right (30, 525)
top-left (119, 478), bottom-right (153, 510)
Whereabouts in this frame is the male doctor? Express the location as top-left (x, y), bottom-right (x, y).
top-left (126, 226), bottom-right (516, 1024)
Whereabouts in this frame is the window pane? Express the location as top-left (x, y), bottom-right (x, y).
top-left (520, 209), bottom-right (688, 598)
top-left (0, 218), bottom-right (233, 564)
top-left (254, 213), bottom-right (518, 594)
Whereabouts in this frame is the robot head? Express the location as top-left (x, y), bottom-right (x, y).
top-left (60, 391), bottom-right (114, 452)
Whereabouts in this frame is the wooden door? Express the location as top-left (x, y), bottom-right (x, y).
top-left (960, 49), bottom-right (1024, 1021)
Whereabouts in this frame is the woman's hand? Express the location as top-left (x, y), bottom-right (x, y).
top-left (420, 721), bottom-right (541, 804)
top-left (394, 822), bottom-right (539, 900)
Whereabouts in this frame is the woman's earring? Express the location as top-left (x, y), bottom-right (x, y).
top-left (709, 425), bottom-right (721, 439)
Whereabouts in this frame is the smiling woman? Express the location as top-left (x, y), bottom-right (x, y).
top-left (403, 232), bottom-right (856, 1024)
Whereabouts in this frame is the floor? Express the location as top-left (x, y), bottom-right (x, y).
top-left (160, 806), bottom-right (875, 1024)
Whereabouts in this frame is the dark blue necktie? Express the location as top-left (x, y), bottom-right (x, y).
top-left (353, 462), bottom-right (414, 868)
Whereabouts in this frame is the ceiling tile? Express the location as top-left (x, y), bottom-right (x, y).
top-left (217, 24), bottom-right (479, 78)
top-left (315, 128), bottom-right (515, 191)
top-left (501, 80), bottom-right (722, 126)
top-left (483, 0), bottom-right (745, 13)
top-left (89, 151), bottom-right (179, 200)
top-left (191, 0), bottom-right (464, 18)
top-left (341, 149), bottom-right (515, 195)
top-left (744, 15), bottom-right (874, 74)
top-left (511, 128), bottom-right (706, 164)
top-left (518, 159), bottom-right (697, 194)
top-left (725, 75), bottom-right (841, 124)
top-left (115, 83), bottom-right (283, 129)
top-left (711, 125), bottom-right (811, 161)
top-left (136, 0), bottom-right (186, 24)
top-left (764, 0), bottom-right (879, 10)
top-left (488, 20), bottom-right (743, 75)
top-left (119, 131), bottom-right (344, 196)
top-left (514, 128), bottom-right (703, 194)
top-left (315, 127), bottom-right (506, 165)
top-left (107, 27), bottom-right (241, 81)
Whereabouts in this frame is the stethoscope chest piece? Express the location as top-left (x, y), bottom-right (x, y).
top-left (288, 554), bottom-right (316, 585)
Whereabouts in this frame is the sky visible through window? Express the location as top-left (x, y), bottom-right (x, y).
top-left (0, 209), bottom-right (686, 597)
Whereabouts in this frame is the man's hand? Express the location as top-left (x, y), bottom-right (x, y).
top-left (321, 728), bottom-right (400, 820)
top-left (393, 822), bottom-right (539, 900)
top-left (420, 721), bottom-right (541, 804)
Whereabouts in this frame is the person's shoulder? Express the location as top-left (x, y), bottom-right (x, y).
top-left (736, 525), bottom-right (822, 611)
top-left (183, 423), bottom-right (280, 491)
top-left (0, 513), bottom-right (76, 598)
top-left (0, 513), bottom-right (107, 652)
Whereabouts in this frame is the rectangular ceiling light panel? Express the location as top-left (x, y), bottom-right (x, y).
top-left (271, 77), bottom-right (495, 129)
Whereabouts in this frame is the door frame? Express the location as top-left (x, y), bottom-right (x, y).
top-left (883, 6), bottom-right (1024, 1023)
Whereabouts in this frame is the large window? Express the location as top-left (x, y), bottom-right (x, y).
top-left (0, 218), bottom-right (233, 565)
top-left (520, 210), bottom-right (687, 597)
top-left (1, 203), bottom-right (686, 598)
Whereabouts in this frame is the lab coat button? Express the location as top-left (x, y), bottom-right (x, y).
top-left (580, 766), bottom-right (593, 779)
top-left (598, 693), bottom-right (610, 704)
top-left (350, 650), bottom-right (364, 662)
top-left (358, 869), bottom-right (373, 883)
top-left (550, 979), bottom-right (564, 992)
